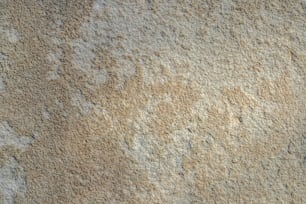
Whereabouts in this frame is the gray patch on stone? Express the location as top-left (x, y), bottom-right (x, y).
top-left (71, 39), bottom-right (95, 72)
top-left (1, 28), bottom-right (21, 44)
top-left (0, 121), bottom-right (33, 149)
top-left (0, 157), bottom-right (27, 204)
top-left (71, 91), bottom-right (94, 116)
top-left (0, 76), bottom-right (6, 91)
top-left (46, 51), bottom-right (62, 80)
top-left (7, 28), bottom-right (21, 43)
top-left (0, 122), bottom-right (34, 204)
top-left (87, 69), bottom-right (109, 87)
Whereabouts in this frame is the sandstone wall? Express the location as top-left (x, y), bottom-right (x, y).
top-left (0, 0), bottom-right (305, 203)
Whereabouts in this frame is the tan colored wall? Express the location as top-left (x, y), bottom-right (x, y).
top-left (0, 0), bottom-right (305, 203)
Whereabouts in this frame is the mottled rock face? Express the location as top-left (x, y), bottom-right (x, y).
top-left (0, 0), bottom-right (305, 203)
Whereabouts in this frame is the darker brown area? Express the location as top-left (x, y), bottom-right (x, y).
top-left (4, 1), bottom-right (200, 203)
top-left (3, 1), bottom-right (153, 203)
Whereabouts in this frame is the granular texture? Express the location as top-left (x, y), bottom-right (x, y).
top-left (0, 0), bottom-right (305, 203)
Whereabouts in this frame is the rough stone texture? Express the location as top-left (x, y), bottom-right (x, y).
top-left (0, 0), bottom-right (305, 203)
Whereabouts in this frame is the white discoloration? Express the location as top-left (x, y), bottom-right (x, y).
top-left (71, 39), bottom-right (111, 87)
top-left (3, 28), bottom-right (21, 44)
top-left (87, 69), bottom-right (109, 86)
top-left (0, 53), bottom-right (11, 73)
top-left (46, 70), bottom-right (60, 81)
top-left (0, 18), bottom-right (21, 44)
top-left (42, 109), bottom-right (51, 120)
top-left (71, 91), bottom-right (94, 115)
top-left (129, 128), bottom-right (194, 201)
top-left (122, 94), bottom-right (196, 199)
top-left (93, 0), bottom-right (105, 11)
top-left (0, 121), bottom-right (34, 204)
top-left (0, 121), bottom-right (33, 149)
top-left (46, 51), bottom-right (62, 80)
top-left (71, 39), bottom-right (95, 73)
top-left (0, 76), bottom-right (6, 91)
top-left (71, 0), bottom-right (148, 88)
top-left (0, 158), bottom-right (27, 204)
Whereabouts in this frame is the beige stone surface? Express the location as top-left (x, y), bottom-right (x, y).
top-left (0, 0), bottom-right (305, 203)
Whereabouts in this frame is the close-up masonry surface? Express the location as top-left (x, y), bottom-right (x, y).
top-left (0, 0), bottom-right (305, 203)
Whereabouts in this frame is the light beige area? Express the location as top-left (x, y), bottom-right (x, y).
top-left (0, 0), bottom-right (305, 203)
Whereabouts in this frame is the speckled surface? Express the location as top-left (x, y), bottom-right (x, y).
top-left (0, 0), bottom-right (305, 203)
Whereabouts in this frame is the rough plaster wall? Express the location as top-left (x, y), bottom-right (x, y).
top-left (0, 0), bottom-right (305, 203)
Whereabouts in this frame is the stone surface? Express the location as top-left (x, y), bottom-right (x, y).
top-left (0, 0), bottom-right (305, 203)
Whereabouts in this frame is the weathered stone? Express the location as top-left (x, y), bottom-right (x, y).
top-left (0, 0), bottom-right (305, 203)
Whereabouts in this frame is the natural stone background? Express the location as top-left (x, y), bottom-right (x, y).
top-left (0, 0), bottom-right (305, 203)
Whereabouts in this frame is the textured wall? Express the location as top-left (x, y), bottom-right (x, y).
top-left (0, 0), bottom-right (305, 203)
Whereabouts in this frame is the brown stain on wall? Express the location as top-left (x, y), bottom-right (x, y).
top-left (258, 74), bottom-right (296, 104)
top-left (3, 1), bottom-right (150, 203)
top-left (223, 87), bottom-right (258, 109)
top-left (182, 80), bottom-right (300, 201)
top-left (149, 79), bottom-right (199, 142)
top-left (3, 1), bottom-right (201, 203)
top-left (2, 0), bottom-right (305, 203)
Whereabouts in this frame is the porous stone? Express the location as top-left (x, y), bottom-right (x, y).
top-left (0, 0), bottom-right (305, 203)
